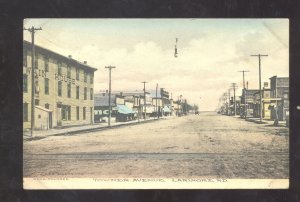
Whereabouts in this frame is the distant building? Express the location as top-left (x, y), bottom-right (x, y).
top-left (23, 41), bottom-right (97, 130)
top-left (94, 92), bottom-right (134, 122)
top-left (269, 76), bottom-right (289, 121)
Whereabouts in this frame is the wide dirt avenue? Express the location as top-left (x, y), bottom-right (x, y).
top-left (24, 112), bottom-right (289, 179)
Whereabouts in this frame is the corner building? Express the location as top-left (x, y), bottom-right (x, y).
top-left (23, 41), bottom-right (97, 130)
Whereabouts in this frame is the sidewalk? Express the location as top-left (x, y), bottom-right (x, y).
top-left (24, 116), bottom-right (173, 141)
top-left (246, 117), bottom-right (286, 127)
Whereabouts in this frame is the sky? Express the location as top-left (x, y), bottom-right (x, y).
top-left (23, 19), bottom-right (289, 111)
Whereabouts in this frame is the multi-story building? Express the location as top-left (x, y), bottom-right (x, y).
top-left (23, 41), bottom-right (97, 130)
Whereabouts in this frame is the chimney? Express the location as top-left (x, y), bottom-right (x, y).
top-left (263, 82), bottom-right (268, 89)
top-left (83, 61), bottom-right (87, 64)
top-left (106, 90), bottom-right (108, 95)
top-left (120, 92), bottom-right (123, 96)
top-left (68, 55), bottom-right (72, 59)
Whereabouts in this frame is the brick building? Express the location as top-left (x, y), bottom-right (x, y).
top-left (23, 41), bottom-right (97, 130)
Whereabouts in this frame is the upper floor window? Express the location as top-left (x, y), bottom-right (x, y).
top-left (23, 103), bottom-right (28, 122)
top-left (58, 63), bottom-right (62, 75)
top-left (90, 88), bottom-right (93, 100)
top-left (67, 83), bottom-right (71, 98)
top-left (34, 54), bottom-right (38, 69)
top-left (23, 74), bottom-right (28, 92)
top-left (90, 74), bottom-right (94, 84)
top-left (23, 50), bottom-right (27, 67)
top-left (45, 78), bottom-right (49, 95)
top-left (58, 81), bottom-right (62, 96)
top-left (44, 56), bottom-right (49, 72)
top-left (84, 71), bottom-right (87, 82)
top-left (67, 65), bottom-right (71, 78)
top-left (76, 68), bottom-right (80, 80)
top-left (84, 87), bottom-right (87, 100)
top-left (76, 86), bottom-right (80, 99)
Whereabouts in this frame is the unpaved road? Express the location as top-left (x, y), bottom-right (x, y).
top-left (24, 112), bottom-right (289, 178)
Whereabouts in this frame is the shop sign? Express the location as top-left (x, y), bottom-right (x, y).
top-left (55, 73), bottom-right (76, 85)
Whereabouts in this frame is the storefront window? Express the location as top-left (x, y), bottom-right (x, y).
top-left (62, 105), bottom-right (71, 121)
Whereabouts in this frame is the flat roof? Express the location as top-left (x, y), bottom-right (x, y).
top-left (23, 40), bottom-right (97, 72)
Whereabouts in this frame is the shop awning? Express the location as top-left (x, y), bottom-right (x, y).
top-left (162, 106), bottom-right (171, 112)
top-left (117, 105), bottom-right (134, 114)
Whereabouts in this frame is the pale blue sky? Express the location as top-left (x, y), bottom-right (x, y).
top-left (24, 19), bottom-right (289, 111)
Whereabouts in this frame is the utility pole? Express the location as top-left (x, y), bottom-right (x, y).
top-left (24, 26), bottom-right (42, 137)
top-left (251, 54), bottom-right (268, 123)
top-left (230, 83), bottom-right (238, 116)
top-left (238, 70), bottom-right (250, 119)
top-left (105, 65), bottom-right (116, 127)
top-left (228, 89), bottom-right (231, 115)
top-left (156, 83), bottom-right (158, 119)
top-left (142, 81), bottom-right (147, 119)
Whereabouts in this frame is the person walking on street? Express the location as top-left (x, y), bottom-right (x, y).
top-left (273, 105), bottom-right (279, 126)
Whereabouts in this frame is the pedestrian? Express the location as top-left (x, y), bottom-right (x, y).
top-left (273, 105), bottom-right (279, 126)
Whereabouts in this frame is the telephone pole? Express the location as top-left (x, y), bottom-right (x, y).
top-left (230, 83), bottom-right (238, 116)
top-left (105, 65), bottom-right (116, 127)
top-left (251, 54), bottom-right (268, 123)
top-left (142, 81), bottom-right (147, 119)
top-left (24, 26), bottom-right (42, 137)
top-left (238, 70), bottom-right (250, 118)
top-left (228, 89), bottom-right (231, 115)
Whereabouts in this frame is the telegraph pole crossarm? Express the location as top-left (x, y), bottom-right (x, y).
top-left (23, 26), bottom-right (42, 137)
top-left (251, 54), bottom-right (268, 123)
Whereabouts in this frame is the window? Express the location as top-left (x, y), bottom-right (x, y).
top-left (84, 71), bottom-right (87, 82)
top-left (84, 87), bottom-right (87, 100)
top-left (83, 107), bottom-right (86, 120)
top-left (44, 56), bottom-right (49, 72)
top-left (76, 106), bottom-right (79, 120)
top-left (67, 83), bottom-right (71, 98)
top-left (76, 86), bottom-right (79, 99)
top-left (45, 78), bottom-right (49, 95)
top-left (45, 103), bottom-right (49, 109)
top-left (67, 65), bottom-right (71, 78)
top-left (90, 74), bottom-right (93, 84)
top-left (58, 81), bottom-right (62, 96)
top-left (90, 88), bottom-right (93, 100)
top-left (23, 74), bottom-right (28, 92)
top-left (76, 68), bottom-right (79, 80)
top-left (62, 105), bottom-right (71, 121)
top-left (58, 63), bottom-right (62, 75)
top-left (23, 50), bottom-right (27, 67)
top-left (35, 99), bottom-right (39, 105)
top-left (23, 103), bottom-right (28, 122)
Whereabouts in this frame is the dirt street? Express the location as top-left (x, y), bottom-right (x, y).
top-left (24, 112), bottom-right (289, 178)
